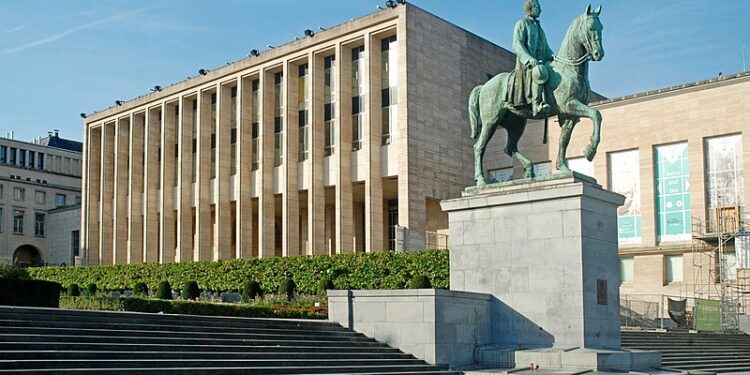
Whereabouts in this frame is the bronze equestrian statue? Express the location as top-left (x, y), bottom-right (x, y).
top-left (470, 1), bottom-right (604, 186)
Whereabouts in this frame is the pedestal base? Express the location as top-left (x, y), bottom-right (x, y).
top-left (475, 345), bottom-right (661, 372)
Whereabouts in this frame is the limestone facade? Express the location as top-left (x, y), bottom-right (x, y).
top-left (80, 4), bottom-right (516, 264)
top-left (0, 133), bottom-right (82, 267)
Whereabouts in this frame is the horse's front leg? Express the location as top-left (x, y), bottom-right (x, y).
top-left (473, 121), bottom-right (498, 186)
top-left (564, 100), bottom-right (601, 161)
top-left (556, 117), bottom-right (576, 173)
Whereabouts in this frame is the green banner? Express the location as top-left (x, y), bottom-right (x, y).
top-left (694, 299), bottom-right (721, 331)
top-left (655, 143), bottom-right (691, 242)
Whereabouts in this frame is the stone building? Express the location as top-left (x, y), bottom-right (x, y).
top-left (80, 4), bottom-right (516, 264)
top-left (0, 131), bottom-right (82, 267)
top-left (482, 72), bottom-right (750, 311)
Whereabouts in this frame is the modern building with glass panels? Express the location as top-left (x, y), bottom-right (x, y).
top-left (81, 4), bottom-right (517, 264)
top-left (0, 131), bottom-right (82, 267)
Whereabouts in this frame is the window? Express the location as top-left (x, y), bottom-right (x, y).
top-left (324, 56), bottom-right (336, 156)
top-left (351, 46), bottom-right (365, 151)
top-left (620, 257), bottom-right (634, 283)
top-left (9, 148), bottom-right (16, 165)
top-left (655, 143), bottom-right (691, 242)
top-left (191, 100), bottom-right (197, 183)
top-left (298, 64), bottom-right (310, 161)
top-left (609, 150), bottom-right (642, 245)
top-left (488, 167), bottom-right (513, 182)
top-left (75, 196), bottom-right (81, 205)
top-left (532, 162), bottom-right (552, 177)
top-left (211, 93), bottom-right (217, 179)
top-left (55, 193), bottom-right (66, 207)
top-left (35, 190), bottom-right (45, 205)
top-left (0, 145), bottom-right (6, 164)
top-left (665, 255), bottom-right (683, 283)
top-left (252, 79), bottom-right (260, 171)
top-left (18, 150), bottom-right (25, 167)
top-left (381, 36), bottom-right (398, 145)
top-left (13, 209), bottom-right (23, 234)
top-left (230, 86), bottom-right (238, 175)
top-left (13, 187), bottom-right (24, 202)
top-left (34, 213), bottom-right (45, 237)
top-left (0, 184), bottom-right (4, 199)
top-left (705, 134), bottom-right (743, 232)
top-left (28, 151), bottom-right (35, 168)
top-left (37, 153), bottom-right (44, 170)
top-left (274, 72), bottom-right (284, 167)
top-left (71, 230), bottom-right (80, 257)
top-left (0, 207), bottom-right (3, 233)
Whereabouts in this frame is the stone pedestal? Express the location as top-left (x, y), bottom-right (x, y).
top-left (441, 173), bottom-right (661, 371)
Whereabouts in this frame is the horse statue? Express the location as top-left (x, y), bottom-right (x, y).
top-left (469, 5), bottom-right (604, 186)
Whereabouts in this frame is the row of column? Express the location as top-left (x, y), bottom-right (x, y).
top-left (82, 31), bottom-right (399, 264)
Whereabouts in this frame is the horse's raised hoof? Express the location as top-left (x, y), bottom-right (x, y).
top-left (583, 145), bottom-right (597, 161)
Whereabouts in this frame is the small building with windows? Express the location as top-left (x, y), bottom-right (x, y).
top-left (80, 4), bottom-right (517, 264)
top-left (0, 131), bottom-right (82, 267)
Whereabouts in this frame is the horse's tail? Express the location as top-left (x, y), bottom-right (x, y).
top-left (469, 85), bottom-right (482, 139)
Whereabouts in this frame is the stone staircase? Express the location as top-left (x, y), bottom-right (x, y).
top-left (622, 330), bottom-right (750, 374)
top-left (0, 306), bottom-right (460, 374)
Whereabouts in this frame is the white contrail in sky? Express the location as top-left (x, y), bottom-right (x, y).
top-left (1, 25), bottom-right (25, 34)
top-left (4, 6), bottom-right (154, 54)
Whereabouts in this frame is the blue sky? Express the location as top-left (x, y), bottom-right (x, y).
top-left (0, 0), bottom-right (747, 142)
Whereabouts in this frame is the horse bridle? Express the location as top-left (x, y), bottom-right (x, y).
top-left (554, 16), bottom-right (597, 66)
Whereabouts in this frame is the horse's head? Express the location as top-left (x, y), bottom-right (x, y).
top-left (580, 5), bottom-right (604, 61)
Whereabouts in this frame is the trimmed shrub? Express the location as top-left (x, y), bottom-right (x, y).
top-left (318, 278), bottom-right (335, 295)
top-left (182, 281), bottom-right (200, 300)
top-left (408, 275), bottom-right (432, 289)
top-left (27, 250), bottom-right (450, 293)
top-left (0, 279), bottom-right (62, 307)
top-left (134, 282), bottom-right (149, 296)
top-left (67, 283), bottom-right (81, 297)
top-left (86, 283), bottom-right (97, 296)
top-left (121, 297), bottom-right (326, 319)
top-left (0, 263), bottom-right (30, 280)
top-left (60, 295), bottom-right (122, 311)
top-left (156, 281), bottom-right (172, 300)
top-left (241, 280), bottom-right (262, 302)
top-left (278, 278), bottom-right (296, 300)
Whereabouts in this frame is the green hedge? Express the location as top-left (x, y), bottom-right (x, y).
top-left (28, 250), bottom-right (449, 294)
top-left (0, 279), bottom-right (62, 307)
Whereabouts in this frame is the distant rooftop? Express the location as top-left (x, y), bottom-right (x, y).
top-left (38, 131), bottom-right (83, 153)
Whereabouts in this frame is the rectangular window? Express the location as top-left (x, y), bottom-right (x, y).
top-left (665, 255), bottom-right (683, 283)
top-left (0, 145), bottom-right (6, 164)
top-left (252, 79), bottom-right (260, 171)
top-left (274, 72), bottom-right (284, 167)
top-left (655, 143), bottom-right (691, 242)
top-left (298, 64), bottom-right (310, 161)
top-left (0, 207), bottom-right (3, 233)
top-left (381, 35), bottom-right (398, 145)
top-left (71, 230), bottom-right (80, 257)
top-left (532, 162), bottom-right (552, 177)
top-left (35, 190), bottom-right (45, 205)
top-left (620, 257), bottom-right (634, 283)
top-left (609, 150), bottom-right (642, 244)
top-left (34, 213), bottom-right (45, 237)
top-left (488, 167), bottom-right (513, 182)
top-left (55, 193), bottom-right (66, 207)
top-left (9, 148), bottom-right (16, 165)
top-left (13, 187), bottom-right (24, 202)
top-left (211, 93), bottom-right (217, 179)
top-left (351, 46), bottom-right (365, 151)
top-left (0, 184), bottom-right (4, 199)
top-left (192, 100), bottom-right (197, 183)
top-left (324, 56), bottom-right (336, 156)
top-left (251, 123), bottom-right (260, 171)
top-left (37, 153), bottom-right (44, 170)
top-left (18, 149), bottom-right (25, 166)
top-left (75, 196), bottom-right (81, 205)
top-left (13, 209), bottom-right (23, 234)
top-left (230, 86), bottom-right (238, 175)
top-left (28, 151), bottom-right (35, 168)
top-left (705, 134), bottom-right (743, 232)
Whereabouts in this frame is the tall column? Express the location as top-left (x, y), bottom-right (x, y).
top-left (176, 97), bottom-right (194, 262)
top-left (144, 107), bottom-right (161, 263)
top-left (161, 103), bottom-right (177, 263)
top-left (309, 52), bottom-right (326, 255)
top-left (128, 113), bottom-right (145, 264)
top-left (113, 117), bottom-right (130, 264)
top-left (336, 44), bottom-right (355, 253)
top-left (365, 34), bottom-right (385, 251)
top-left (100, 123), bottom-right (115, 264)
top-left (258, 70), bottom-right (276, 258)
top-left (216, 84), bottom-right (233, 259)
top-left (196, 90), bottom-right (213, 261)
top-left (237, 78), bottom-right (254, 258)
top-left (283, 61), bottom-right (300, 256)
top-left (86, 126), bottom-right (102, 264)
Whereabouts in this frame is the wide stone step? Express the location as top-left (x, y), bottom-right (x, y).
top-left (0, 318), bottom-right (355, 337)
top-left (0, 326), bottom-right (374, 343)
top-left (0, 342), bottom-right (400, 354)
top-left (0, 358), bottom-right (431, 370)
top-left (0, 350), bottom-right (415, 361)
top-left (0, 307), bottom-right (342, 332)
top-left (0, 333), bottom-right (388, 348)
top-left (0, 365), bottom-right (460, 375)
